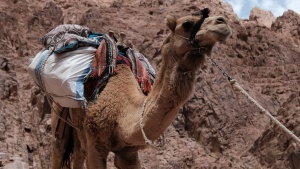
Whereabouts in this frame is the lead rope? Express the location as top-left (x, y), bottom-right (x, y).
top-left (38, 50), bottom-right (78, 130)
top-left (139, 99), bottom-right (153, 145)
top-left (139, 99), bottom-right (166, 149)
top-left (208, 56), bottom-right (300, 145)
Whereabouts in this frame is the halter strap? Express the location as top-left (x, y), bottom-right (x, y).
top-left (173, 33), bottom-right (208, 55)
top-left (174, 33), bottom-right (189, 40)
top-left (189, 8), bottom-right (210, 43)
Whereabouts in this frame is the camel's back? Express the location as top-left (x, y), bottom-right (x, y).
top-left (100, 64), bottom-right (145, 104)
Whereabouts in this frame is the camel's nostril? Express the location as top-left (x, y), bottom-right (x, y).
top-left (216, 17), bottom-right (226, 24)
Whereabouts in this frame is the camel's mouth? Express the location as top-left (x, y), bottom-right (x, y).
top-left (194, 16), bottom-right (232, 43)
top-left (213, 24), bottom-right (232, 41)
top-left (210, 17), bottom-right (232, 41)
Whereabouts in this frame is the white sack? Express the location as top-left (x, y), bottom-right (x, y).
top-left (28, 47), bottom-right (97, 108)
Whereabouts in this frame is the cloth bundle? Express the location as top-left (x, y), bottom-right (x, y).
top-left (29, 24), bottom-right (155, 108)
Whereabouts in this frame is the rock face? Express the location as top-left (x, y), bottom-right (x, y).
top-left (272, 10), bottom-right (300, 47)
top-left (0, 0), bottom-right (299, 168)
top-left (249, 7), bottom-right (276, 28)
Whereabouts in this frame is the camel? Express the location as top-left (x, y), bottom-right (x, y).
top-left (50, 12), bottom-right (232, 169)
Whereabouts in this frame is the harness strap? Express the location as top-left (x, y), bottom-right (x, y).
top-left (173, 33), bottom-right (208, 55)
top-left (189, 8), bottom-right (210, 45)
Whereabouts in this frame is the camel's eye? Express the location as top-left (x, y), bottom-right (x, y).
top-left (182, 21), bottom-right (194, 32)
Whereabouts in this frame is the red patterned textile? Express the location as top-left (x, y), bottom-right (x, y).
top-left (85, 46), bottom-right (152, 102)
top-left (135, 55), bottom-right (152, 94)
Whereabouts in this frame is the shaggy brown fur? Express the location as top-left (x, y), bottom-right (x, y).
top-left (51, 14), bottom-right (232, 169)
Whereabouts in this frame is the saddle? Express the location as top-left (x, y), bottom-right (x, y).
top-left (84, 38), bottom-right (155, 103)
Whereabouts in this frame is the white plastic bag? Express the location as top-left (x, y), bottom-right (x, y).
top-left (28, 46), bottom-right (97, 108)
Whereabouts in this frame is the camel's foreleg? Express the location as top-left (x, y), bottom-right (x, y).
top-left (71, 129), bottom-right (86, 169)
top-left (114, 148), bottom-right (141, 169)
top-left (69, 108), bottom-right (87, 169)
top-left (85, 133), bottom-right (109, 169)
top-left (51, 105), bottom-right (72, 169)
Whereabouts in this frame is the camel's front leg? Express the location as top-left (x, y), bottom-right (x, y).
top-left (69, 108), bottom-right (87, 169)
top-left (85, 133), bottom-right (109, 169)
top-left (51, 104), bottom-right (72, 169)
top-left (71, 129), bottom-right (85, 169)
top-left (114, 148), bottom-right (141, 169)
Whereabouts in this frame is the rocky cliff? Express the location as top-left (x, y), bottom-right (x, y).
top-left (0, 0), bottom-right (299, 168)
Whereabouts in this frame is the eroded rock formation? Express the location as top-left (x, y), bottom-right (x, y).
top-left (0, 0), bottom-right (299, 168)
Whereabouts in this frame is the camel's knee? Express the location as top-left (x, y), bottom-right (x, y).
top-left (86, 151), bottom-right (108, 169)
top-left (51, 138), bottom-right (65, 169)
top-left (114, 150), bottom-right (141, 169)
top-left (52, 136), bottom-right (67, 151)
top-left (52, 133), bottom-right (73, 169)
top-left (72, 130), bottom-right (86, 169)
top-left (85, 136), bottom-right (109, 169)
top-left (72, 151), bottom-right (85, 169)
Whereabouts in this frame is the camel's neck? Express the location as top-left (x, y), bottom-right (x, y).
top-left (140, 43), bottom-right (197, 141)
top-left (119, 42), bottom-right (202, 146)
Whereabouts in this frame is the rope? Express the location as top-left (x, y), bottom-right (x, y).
top-left (37, 49), bottom-right (78, 130)
top-left (208, 56), bottom-right (232, 81)
top-left (139, 99), bottom-right (153, 145)
top-left (139, 99), bottom-right (166, 149)
top-left (208, 56), bottom-right (300, 145)
top-left (46, 94), bottom-right (79, 130)
top-left (230, 79), bottom-right (300, 144)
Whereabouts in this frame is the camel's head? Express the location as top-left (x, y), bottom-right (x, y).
top-left (164, 11), bottom-right (231, 71)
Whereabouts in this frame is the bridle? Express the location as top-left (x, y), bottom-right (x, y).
top-left (173, 33), bottom-right (208, 56)
top-left (169, 33), bottom-right (208, 74)
top-left (172, 8), bottom-right (210, 56)
top-left (189, 8), bottom-right (210, 46)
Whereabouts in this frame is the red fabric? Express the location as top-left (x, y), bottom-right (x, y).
top-left (135, 55), bottom-right (152, 94)
top-left (116, 54), bottom-right (152, 93)
top-left (116, 54), bottom-right (132, 68)
top-left (90, 40), bottom-right (109, 78)
top-left (85, 44), bottom-right (152, 101)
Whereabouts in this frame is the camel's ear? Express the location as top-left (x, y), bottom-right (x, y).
top-left (165, 15), bottom-right (176, 32)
